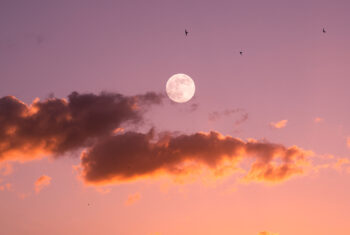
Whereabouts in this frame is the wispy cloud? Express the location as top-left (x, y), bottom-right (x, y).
top-left (258, 231), bottom-right (279, 235)
top-left (95, 187), bottom-right (111, 194)
top-left (0, 162), bottom-right (13, 176)
top-left (125, 192), bottom-right (141, 206)
top-left (209, 108), bottom-right (248, 125)
top-left (270, 119), bottom-right (288, 129)
top-left (314, 117), bottom-right (324, 123)
top-left (18, 192), bottom-right (31, 200)
top-left (34, 175), bottom-right (52, 193)
top-left (0, 183), bottom-right (12, 191)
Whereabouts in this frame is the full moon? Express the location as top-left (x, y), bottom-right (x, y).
top-left (166, 73), bottom-right (195, 103)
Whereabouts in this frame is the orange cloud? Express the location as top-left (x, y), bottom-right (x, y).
top-left (34, 175), bottom-right (52, 193)
top-left (334, 158), bottom-right (350, 169)
top-left (80, 130), bottom-right (312, 186)
top-left (113, 127), bottom-right (124, 135)
top-left (0, 183), bottom-right (12, 191)
top-left (125, 192), bottom-right (141, 206)
top-left (270, 119), bottom-right (288, 129)
top-left (314, 117), bottom-right (324, 123)
top-left (258, 232), bottom-right (279, 235)
top-left (18, 192), bottom-right (31, 199)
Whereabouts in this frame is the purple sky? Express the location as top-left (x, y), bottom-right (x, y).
top-left (1, 1), bottom-right (350, 234)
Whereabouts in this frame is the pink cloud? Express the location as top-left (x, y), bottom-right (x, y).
top-left (270, 120), bottom-right (288, 129)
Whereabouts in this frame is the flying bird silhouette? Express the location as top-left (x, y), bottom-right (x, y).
top-left (323, 28), bottom-right (326, 33)
top-left (240, 51), bottom-right (243, 55)
top-left (185, 29), bottom-right (188, 36)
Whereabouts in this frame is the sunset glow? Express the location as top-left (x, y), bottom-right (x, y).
top-left (1, 1), bottom-right (350, 235)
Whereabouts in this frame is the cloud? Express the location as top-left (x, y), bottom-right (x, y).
top-left (125, 192), bottom-right (141, 206)
top-left (258, 232), bottom-right (279, 235)
top-left (209, 109), bottom-right (248, 125)
top-left (270, 120), bottom-right (288, 129)
top-left (0, 92), bottom-right (317, 187)
top-left (333, 158), bottom-right (350, 172)
top-left (0, 162), bottom-right (13, 176)
top-left (34, 175), bottom-right (52, 193)
top-left (312, 154), bottom-right (350, 174)
top-left (18, 192), bottom-right (31, 199)
top-left (0, 91), bottom-right (163, 162)
top-left (79, 130), bottom-right (311, 185)
top-left (0, 183), bottom-right (12, 192)
top-left (314, 117), bottom-right (324, 123)
top-left (189, 103), bottom-right (199, 112)
top-left (95, 187), bottom-right (111, 194)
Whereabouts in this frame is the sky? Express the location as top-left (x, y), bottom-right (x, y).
top-left (1, 1), bottom-right (350, 234)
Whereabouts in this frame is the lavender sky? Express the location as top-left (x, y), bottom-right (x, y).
top-left (1, 1), bottom-right (350, 235)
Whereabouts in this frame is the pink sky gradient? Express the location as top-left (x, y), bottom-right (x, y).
top-left (1, 1), bottom-right (350, 234)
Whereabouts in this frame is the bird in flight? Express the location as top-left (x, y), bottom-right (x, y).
top-left (323, 28), bottom-right (326, 33)
top-left (240, 51), bottom-right (243, 55)
top-left (185, 29), bottom-right (188, 36)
